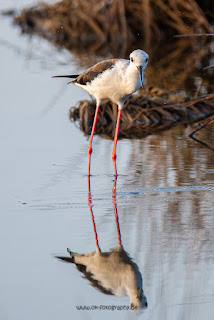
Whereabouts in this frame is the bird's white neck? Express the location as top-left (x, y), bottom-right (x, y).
top-left (125, 63), bottom-right (143, 93)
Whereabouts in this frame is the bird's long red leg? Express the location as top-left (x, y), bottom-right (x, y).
top-left (112, 108), bottom-right (122, 177)
top-left (88, 104), bottom-right (100, 176)
top-left (112, 178), bottom-right (122, 246)
top-left (88, 175), bottom-right (100, 250)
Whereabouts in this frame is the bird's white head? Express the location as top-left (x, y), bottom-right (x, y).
top-left (129, 49), bottom-right (149, 87)
top-left (129, 49), bottom-right (149, 70)
top-left (130, 287), bottom-right (148, 310)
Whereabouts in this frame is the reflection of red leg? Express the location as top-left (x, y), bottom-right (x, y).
top-left (112, 178), bottom-right (121, 246)
top-left (88, 104), bottom-right (100, 176)
top-left (88, 176), bottom-right (100, 250)
top-left (112, 108), bottom-right (122, 177)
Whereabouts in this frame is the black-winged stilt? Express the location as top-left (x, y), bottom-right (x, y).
top-left (54, 49), bottom-right (149, 176)
top-left (56, 177), bottom-right (148, 309)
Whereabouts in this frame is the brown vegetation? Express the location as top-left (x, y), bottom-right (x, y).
top-left (14, 0), bottom-right (212, 52)
top-left (189, 115), bottom-right (214, 150)
top-left (13, 0), bottom-right (214, 94)
top-left (69, 92), bottom-right (214, 139)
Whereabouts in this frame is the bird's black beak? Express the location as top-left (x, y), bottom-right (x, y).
top-left (137, 66), bottom-right (143, 87)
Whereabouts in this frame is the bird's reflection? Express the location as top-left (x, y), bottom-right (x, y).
top-left (57, 177), bottom-right (147, 309)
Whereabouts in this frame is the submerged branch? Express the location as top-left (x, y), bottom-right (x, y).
top-left (189, 117), bottom-right (214, 151)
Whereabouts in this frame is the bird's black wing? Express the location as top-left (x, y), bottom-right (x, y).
top-left (53, 59), bottom-right (118, 85)
top-left (75, 59), bottom-right (118, 85)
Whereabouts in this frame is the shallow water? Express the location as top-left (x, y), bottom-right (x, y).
top-left (0, 2), bottom-right (214, 320)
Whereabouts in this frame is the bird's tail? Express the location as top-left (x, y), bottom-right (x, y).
top-left (55, 248), bottom-right (76, 263)
top-left (55, 256), bottom-right (75, 263)
top-left (52, 75), bottom-right (79, 84)
top-left (52, 75), bottom-right (79, 79)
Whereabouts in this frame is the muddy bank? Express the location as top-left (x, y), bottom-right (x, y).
top-left (69, 91), bottom-right (214, 139)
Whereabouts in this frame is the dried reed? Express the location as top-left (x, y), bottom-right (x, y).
top-left (69, 92), bottom-right (214, 139)
top-left (14, 0), bottom-right (212, 51)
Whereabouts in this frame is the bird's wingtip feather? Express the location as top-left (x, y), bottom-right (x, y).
top-left (52, 75), bottom-right (80, 79)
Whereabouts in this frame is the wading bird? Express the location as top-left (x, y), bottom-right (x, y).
top-left (53, 49), bottom-right (149, 176)
top-left (56, 177), bottom-right (148, 309)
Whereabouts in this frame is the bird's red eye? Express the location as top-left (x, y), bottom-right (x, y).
top-left (131, 57), bottom-right (134, 62)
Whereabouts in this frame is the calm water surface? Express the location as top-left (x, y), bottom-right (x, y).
top-left (0, 2), bottom-right (214, 319)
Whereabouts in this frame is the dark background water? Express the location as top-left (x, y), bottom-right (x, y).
top-left (0, 1), bottom-right (214, 319)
